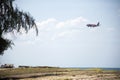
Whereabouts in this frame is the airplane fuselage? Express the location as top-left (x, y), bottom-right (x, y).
top-left (87, 24), bottom-right (98, 27)
top-left (87, 22), bottom-right (99, 27)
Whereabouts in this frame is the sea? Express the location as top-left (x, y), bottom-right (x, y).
top-left (66, 67), bottom-right (120, 71)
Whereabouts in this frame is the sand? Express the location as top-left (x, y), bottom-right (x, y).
top-left (20, 71), bottom-right (120, 80)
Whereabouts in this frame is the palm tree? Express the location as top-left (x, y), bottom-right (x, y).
top-left (0, 0), bottom-right (38, 55)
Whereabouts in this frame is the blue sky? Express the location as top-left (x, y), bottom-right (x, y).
top-left (0, 0), bottom-right (120, 68)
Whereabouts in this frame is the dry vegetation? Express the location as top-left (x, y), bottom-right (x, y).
top-left (0, 67), bottom-right (120, 80)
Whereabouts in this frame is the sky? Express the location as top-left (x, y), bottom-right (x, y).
top-left (0, 0), bottom-right (120, 68)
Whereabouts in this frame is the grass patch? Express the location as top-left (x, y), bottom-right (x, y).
top-left (0, 67), bottom-right (119, 80)
top-left (0, 67), bottom-right (69, 78)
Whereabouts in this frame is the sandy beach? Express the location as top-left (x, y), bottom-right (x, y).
top-left (20, 70), bottom-right (120, 80)
top-left (0, 67), bottom-right (120, 80)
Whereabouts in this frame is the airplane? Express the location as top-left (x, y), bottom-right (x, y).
top-left (86, 22), bottom-right (100, 27)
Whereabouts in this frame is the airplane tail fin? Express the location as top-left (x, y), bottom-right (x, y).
top-left (97, 22), bottom-right (100, 26)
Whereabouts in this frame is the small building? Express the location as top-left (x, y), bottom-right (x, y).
top-left (1, 64), bottom-right (14, 68)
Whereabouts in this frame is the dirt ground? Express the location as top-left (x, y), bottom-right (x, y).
top-left (20, 71), bottom-right (120, 80)
top-left (0, 68), bottom-right (120, 80)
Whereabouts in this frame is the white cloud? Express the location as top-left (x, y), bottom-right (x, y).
top-left (58, 29), bottom-right (79, 37)
top-left (36, 17), bottom-right (88, 41)
top-left (37, 18), bottom-right (57, 27)
top-left (50, 31), bottom-right (69, 41)
top-left (56, 17), bottom-right (87, 29)
top-left (68, 17), bottom-right (87, 25)
top-left (34, 17), bottom-right (88, 41)
top-left (56, 22), bottom-right (65, 28)
top-left (36, 18), bottom-right (57, 31)
top-left (36, 17), bottom-right (87, 31)
top-left (51, 29), bottom-right (80, 40)
top-left (7, 17), bottom-right (88, 43)
top-left (58, 31), bottom-right (70, 37)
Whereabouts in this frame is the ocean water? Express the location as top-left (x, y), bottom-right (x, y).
top-left (67, 67), bottom-right (120, 71)
top-left (101, 68), bottom-right (120, 71)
